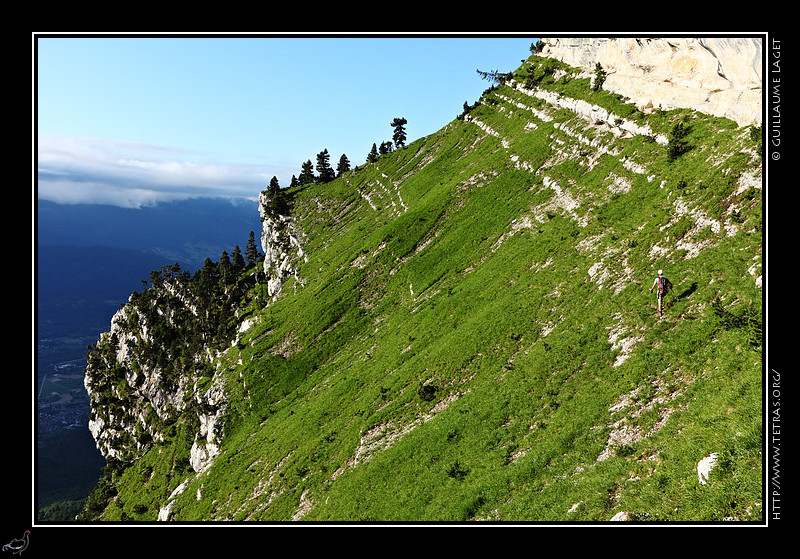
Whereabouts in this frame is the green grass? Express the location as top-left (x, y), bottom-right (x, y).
top-left (87, 54), bottom-right (763, 523)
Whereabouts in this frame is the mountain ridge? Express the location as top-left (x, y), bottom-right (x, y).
top-left (76, 38), bottom-right (763, 523)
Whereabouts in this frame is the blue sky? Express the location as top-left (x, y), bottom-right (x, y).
top-left (36, 34), bottom-right (538, 208)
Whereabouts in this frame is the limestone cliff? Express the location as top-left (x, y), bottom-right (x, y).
top-left (83, 268), bottom-right (244, 472)
top-left (83, 190), bottom-right (307, 477)
top-left (84, 297), bottom-right (191, 464)
top-left (258, 189), bottom-right (307, 298)
top-left (541, 37), bottom-right (762, 126)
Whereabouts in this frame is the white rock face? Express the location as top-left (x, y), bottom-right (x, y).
top-left (258, 190), bottom-right (307, 298)
top-left (190, 441), bottom-right (219, 473)
top-left (84, 303), bottom-right (189, 462)
top-left (189, 373), bottom-right (227, 472)
top-left (541, 37), bottom-right (762, 126)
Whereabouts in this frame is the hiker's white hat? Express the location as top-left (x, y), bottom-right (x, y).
top-left (658, 269), bottom-right (663, 275)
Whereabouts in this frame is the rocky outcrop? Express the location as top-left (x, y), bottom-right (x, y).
top-left (258, 190), bottom-right (307, 298)
top-left (541, 37), bottom-right (762, 126)
top-left (85, 301), bottom-right (190, 463)
top-left (189, 372), bottom-right (226, 473)
top-left (84, 271), bottom-right (239, 472)
top-left (82, 189), bottom-right (307, 515)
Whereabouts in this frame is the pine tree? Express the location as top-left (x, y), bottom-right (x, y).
top-left (245, 231), bottom-right (263, 284)
top-left (245, 231), bottom-right (262, 267)
top-left (391, 117), bottom-right (407, 148)
top-left (666, 118), bottom-right (692, 161)
top-left (192, 257), bottom-right (220, 329)
top-left (316, 149), bottom-right (335, 183)
top-left (592, 63), bottom-right (607, 91)
top-left (219, 250), bottom-right (232, 285)
top-left (268, 175), bottom-right (280, 196)
top-left (476, 69), bottom-right (512, 85)
top-left (367, 143), bottom-right (379, 163)
top-left (264, 176), bottom-right (286, 216)
top-left (337, 154), bottom-right (351, 176)
top-left (198, 257), bottom-right (219, 303)
top-left (299, 160), bottom-right (315, 185)
top-left (232, 245), bottom-right (245, 275)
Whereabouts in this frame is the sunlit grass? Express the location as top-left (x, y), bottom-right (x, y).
top-left (89, 54), bottom-right (763, 523)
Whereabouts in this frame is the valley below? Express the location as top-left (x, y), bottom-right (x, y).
top-left (35, 198), bottom-right (261, 517)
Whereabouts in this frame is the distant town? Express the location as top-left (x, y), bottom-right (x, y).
top-left (37, 360), bottom-right (91, 438)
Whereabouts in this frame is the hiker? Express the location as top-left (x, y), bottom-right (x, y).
top-left (650, 269), bottom-right (673, 317)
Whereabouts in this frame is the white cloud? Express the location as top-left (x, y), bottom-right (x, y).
top-left (36, 134), bottom-right (289, 208)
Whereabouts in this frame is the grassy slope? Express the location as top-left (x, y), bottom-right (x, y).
top-left (103, 55), bottom-right (763, 522)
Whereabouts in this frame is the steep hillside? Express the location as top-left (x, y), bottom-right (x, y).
top-left (80, 40), bottom-right (763, 523)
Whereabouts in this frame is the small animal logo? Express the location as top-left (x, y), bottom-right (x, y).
top-left (2, 531), bottom-right (29, 555)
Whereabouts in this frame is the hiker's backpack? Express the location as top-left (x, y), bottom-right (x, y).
top-left (657, 276), bottom-right (671, 295)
